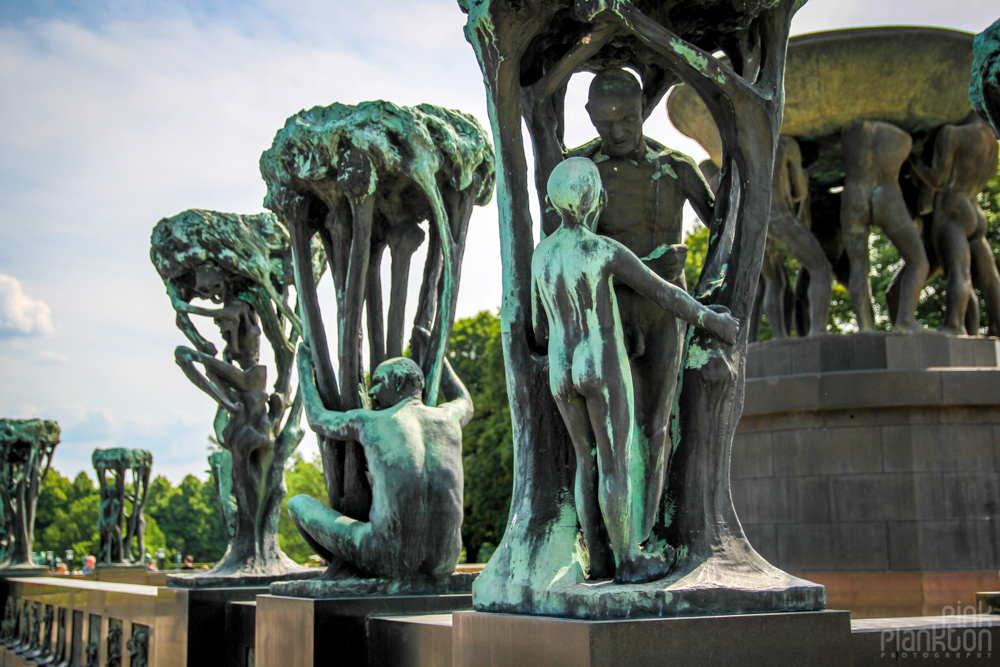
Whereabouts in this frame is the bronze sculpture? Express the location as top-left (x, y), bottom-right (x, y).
top-left (0, 419), bottom-right (59, 571)
top-left (910, 113), bottom-right (1000, 335)
top-left (531, 157), bottom-right (737, 583)
top-left (92, 448), bottom-right (152, 567)
top-left (151, 209), bottom-right (320, 583)
top-left (971, 18), bottom-right (1000, 139)
top-left (289, 343), bottom-right (473, 584)
top-left (461, 0), bottom-right (824, 618)
top-left (260, 101), bottom-right (494, 584)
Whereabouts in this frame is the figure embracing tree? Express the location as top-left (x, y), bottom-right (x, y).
top-left (151, 209), bottom-right (324, 584)
top-left (260, 101), bottom-right (494, 584)
top-left (460, 0), bottom-right (824, 617)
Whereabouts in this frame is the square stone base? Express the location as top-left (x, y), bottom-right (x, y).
top-left (255, 593), bottom-right (472, 667)
top-left (452, 609), bottom-right (852, 667)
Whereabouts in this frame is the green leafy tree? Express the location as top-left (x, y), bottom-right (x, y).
top-left (449, 311), bottom-right (513, 563)
top-left (147, 474), bottom-right (228, 562)
top-left (279, 453), bottom-right (326, 563)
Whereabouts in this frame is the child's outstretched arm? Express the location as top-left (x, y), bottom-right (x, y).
top-left (609, 240), bottom-right (739, 345)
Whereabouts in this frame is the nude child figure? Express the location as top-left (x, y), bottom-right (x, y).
top-left (531, 157), bottom-right (739, 584)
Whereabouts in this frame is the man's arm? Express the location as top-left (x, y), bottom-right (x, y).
top-left (439, 357), bottom-right (474, 428)
top-left (296, 345), bottom-right (365, 441)
top-left (674, 153), bottom-right (716, 227)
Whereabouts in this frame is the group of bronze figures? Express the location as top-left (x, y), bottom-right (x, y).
top-left (154, 4), bottom-right (1000, 620)
top-left (746, 113), bottom-right (1000, 340)
top-left (0, 598), bottom-right (148, 667)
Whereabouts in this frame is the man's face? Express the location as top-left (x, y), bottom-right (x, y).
top-left (368, 368), bottom-right (401, 411)
top-left (194, 265), bottom-right (226, 303)
top-left (588, 92), bottom-right (643, 157)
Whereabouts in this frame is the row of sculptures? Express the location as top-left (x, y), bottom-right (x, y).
top-left (140, 6), bottom-right (1000, 617)
top-left (0, 419), bottom-right (153, 573)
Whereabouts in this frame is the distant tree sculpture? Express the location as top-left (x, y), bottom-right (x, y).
top-left (260, 101), bottom-right (494, 576)
top-left (92, 448), bottom-right (152, 566)
top-left (972, 18), bottom-right (1000, 139)
top-left (0, 419), bottom-right (59, 570)
top-left (460, 0), bottom-right (823, 617)
top-left (151, 209), bottom-right (323, 581)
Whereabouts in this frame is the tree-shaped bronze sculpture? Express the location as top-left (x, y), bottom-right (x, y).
top-left (0, 419), bottom-right (58, 572)
top-left (260, 101), bottom-right (494, 581)
top-left (151, 209), bottom-right (324, 584)
top-left (459, 0), bottom-right (823, 617)
top-left (972, 18), bottom-right (1000, 139)
top-left (92, 448), bottom-right (152, 567)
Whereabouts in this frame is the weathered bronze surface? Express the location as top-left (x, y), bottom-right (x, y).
top-left (260, 100), bottom-right (494, 585)
top-left (972, 18), bottom-right (1000, 138)
top-left (460, 0), bottom-right (823, 618)
top-left (0, 419), bottom-right (59, 570)
top-left (92, 448), bottom-right (152, 567)
top-left (151, 210), bottom-right (318, 585)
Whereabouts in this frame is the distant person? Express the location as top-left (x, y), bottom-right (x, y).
top-left (54, 562), bottom-right (68, 575)
top-left (81, 555), bottom-right (96, 574)
top-left (182, 555), bottom-right (195, 570)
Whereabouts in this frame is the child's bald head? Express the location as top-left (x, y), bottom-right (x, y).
top-left (547, 157), bottom-right (605, 230)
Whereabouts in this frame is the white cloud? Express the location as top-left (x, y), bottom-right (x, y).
top-left (0, 274), bottom-right (55, 337)
top-left (33, 349), bottom-right (70, 364)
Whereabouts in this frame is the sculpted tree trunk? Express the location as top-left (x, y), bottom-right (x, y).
top-left (461, 0), bottom-right (823, 617)
top-left (0, 420), bottom-right (58, 570)
top-left (151, 210), bottom-right (312, 583)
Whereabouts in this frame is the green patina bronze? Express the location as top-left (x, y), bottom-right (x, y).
top-left (0, 419), bottom-right (59, 570)
top-left (460, 0), bottom-right (822, 619)
top-left (208, 450), bottom-right (237, 540)
top-left (259, 100), bottom-right (494, 582)
top-left (971, 18), bottom-right (1000, 138)
top-left (92, 448), bottom-right (152, 567)
top-left (531, 157), bottom-right (737, 584)
top-left (276, 344), bottom-right (474, 594)
top-left (151, 209), bottom-right (319, 585)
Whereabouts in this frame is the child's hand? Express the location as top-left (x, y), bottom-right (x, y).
top-left (706, 304), bottom-right (740, 345)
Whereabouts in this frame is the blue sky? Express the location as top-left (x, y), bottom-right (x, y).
top-left (1, 0), bottom-right (998, 483)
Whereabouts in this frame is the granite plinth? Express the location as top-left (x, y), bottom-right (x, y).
top-left (167, 566), bottom-right (317, 589)
top-left (453, 609), bottom-right (852, 667)
top-left (227, 601), bottom-right (256, 667)
top-left (746, 331), bottom-right (999, 380)
top-left (852, 614), bottom-right (1000, 666)
top-left (270, 573), bottom-right (475, 598)
top-left (735, 331), bottom-right (1000, 617)
top-left (255, 593), bottom-right (473, 667)
top-left (181, 586), bottom-right (267, 667)
top-left (368, 614), bottom-right (453, 667)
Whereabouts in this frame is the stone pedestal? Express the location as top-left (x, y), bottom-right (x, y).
top-left (735, 333), bottom-right (1000, 617)
top-left (255, 594), bottom-right (472, 667)
top-left (452, 610), bottom-right (852, 667)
